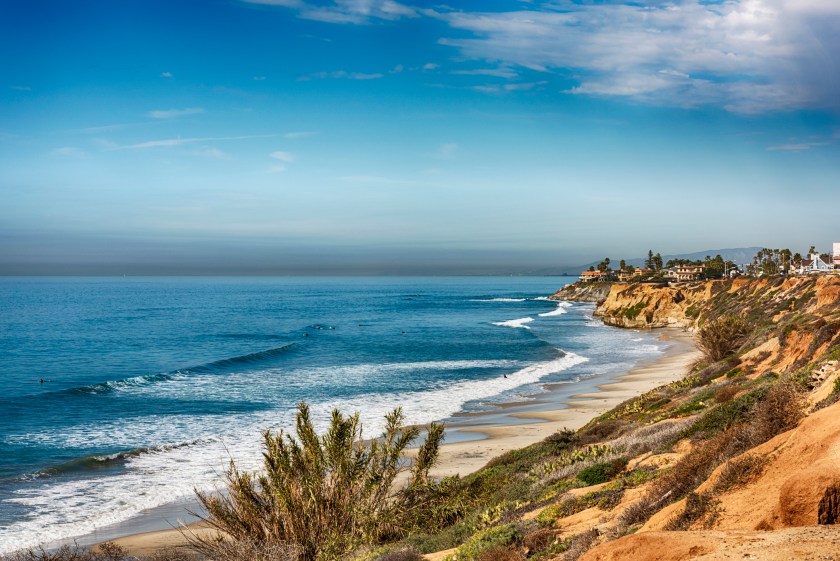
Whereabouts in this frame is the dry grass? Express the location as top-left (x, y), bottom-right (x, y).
top-left (711, 455), bottom-right (767, 495)
top-left (475, 546), bottom-right (524, 561)
top-left (562, 529), bottom-right (599, 561)
top-left (663, 493), bottom-right (717, 531)
top-left (374, 549), bottom-right (425, 561)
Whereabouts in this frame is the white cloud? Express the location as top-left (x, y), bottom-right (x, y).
top-left (268, 164), bottom-right (288, 173)
top-left (147, 107), bottom-right (205, 119)
top-left (160, 72), bottom-right (173, 78)
top-left (11, 85), bottom-right (32, 91)
top-left (241, 0), bottom-right (417, 24)
top-left (300, 70), bottom-right (384, 81)
top-left (50, 146), bottom-right (84, 157)
top-left (391, 64), bottom-right (404, 73)
top-left (435, 1), bottom-right (840, 113)
top-left (422, 63), bottom-right (440, 71)
top-left (253, 76), bottom-right (267, 81)
top-left (285, 131), bottom-right (318, 139)
top-left (270, 151), bottom-right (297, 162)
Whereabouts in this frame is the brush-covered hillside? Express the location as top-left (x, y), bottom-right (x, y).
top-left (397, 276), bottom-right (840, 561)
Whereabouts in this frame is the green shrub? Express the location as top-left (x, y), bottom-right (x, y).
top-left (446, 524), bottom-right (522, 561)
top-left (194, 403), bottom-right (446, 561)
top-left (576, 459), bottom-right (626, 486)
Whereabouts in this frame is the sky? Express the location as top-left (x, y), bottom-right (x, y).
top-left (1, 0), bottom-right (839, 274)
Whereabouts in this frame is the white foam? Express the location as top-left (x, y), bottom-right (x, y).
top-left (0, 353), bottom-right (588, 554)
top-left (538, 301), bottom-right (572, 317)
top-left (492, 317), bottom-right (534, 329)
top-left (470, 298), bottom-right (527, 302)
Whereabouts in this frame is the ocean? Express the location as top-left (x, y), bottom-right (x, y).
top-left (0, 276), bottom-right (667, 552)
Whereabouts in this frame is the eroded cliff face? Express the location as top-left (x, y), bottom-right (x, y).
top-left (567, 276), bottom-right (840, 332)
top-left (592, 282), bottom-right (706, 329)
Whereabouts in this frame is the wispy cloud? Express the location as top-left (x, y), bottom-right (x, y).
top-left (11, 85), bottom-right (32, 92)
top-left (242, 0), bottom-right (417, 24)
top-left (452, 67), bottom-right (518, 79)
top-left (270, 150), bottom-right (297, 162)
top-left (160, 71), bottom-right (173, 78)
top-left (435, 1), bottom-right (840, 113)
top-left (147, 107), bottom-right (205, 119)
top-left (285, 131), bottom-right (317, 139)
top-left (253, 76), bottom-right (266, 81)
top-left (50, 146), bottom-right (85, 157)
top-left (114, 134), bottom-right (275, 150)
top-left (299, 70), bottom-right (384, 81)
top-left (767, 141), bottom-right (831, 152)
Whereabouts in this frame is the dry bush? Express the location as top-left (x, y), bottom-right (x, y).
top-left (0, 543), bottom-right (133, 561)
top-left (663, 492), bottom-right (717, 531)
top-left (475, 546), bottom-right (524, 561)
top-left (563, 529), bottom-right (599, 561)
top-left (522, 528), bottom-right (555, 554)
top-left (697, 316), bottom-right (750, 362)
top-left (711, 455), bottom-right (767, 494)
top-left (713, 385), bottom-right (739, 404)
top-left (617, 428), bottom-right (736, 528)
top-left (187, 537), bottom-right (299, 561)
top-left (374, 550), bottom-right (424, 561)
top-left (742, 382), bottom-right (804, 448)
top-left (194, 403), bottom-right (446, 561)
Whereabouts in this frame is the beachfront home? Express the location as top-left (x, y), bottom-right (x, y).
top-left (579, 270), bottom-right (608, 283)
top-left (834, 243), bottom-right (840, 269)
top-left (793, 253), bottom-right (834, 275)
top-left (667, 264), bottom-right (705, 281)
top-left (617, 268), bottom-right (655, 281)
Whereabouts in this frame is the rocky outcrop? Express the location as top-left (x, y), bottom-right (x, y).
top-left (592, 282), bottom-right (708, 329)
top-left (548, 282), bottom-right (612, 303)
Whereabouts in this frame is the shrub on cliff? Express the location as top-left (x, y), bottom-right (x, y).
top-left (697, 316), bottom-right (750, 362)
top-left (193, 403), bottom-right (448, 561)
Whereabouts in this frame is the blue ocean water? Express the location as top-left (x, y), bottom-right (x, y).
top-left (0, 277), bottom-right (666, 552)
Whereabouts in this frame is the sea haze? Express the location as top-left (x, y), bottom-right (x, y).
top-left (0, 277), bottom-right (666, 552)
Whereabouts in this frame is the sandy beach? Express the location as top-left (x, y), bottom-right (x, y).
top-left (105, 328), bottom-right (699, 556)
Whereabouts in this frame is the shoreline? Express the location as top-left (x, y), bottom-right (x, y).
top-left (106, 327), bottom-right (700, 556)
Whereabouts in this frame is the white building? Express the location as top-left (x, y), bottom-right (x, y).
top-left (834, 242), bottom-right (840, 268)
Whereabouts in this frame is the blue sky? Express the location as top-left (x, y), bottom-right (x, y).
top-left (1, 0), bottom-right (839, 274)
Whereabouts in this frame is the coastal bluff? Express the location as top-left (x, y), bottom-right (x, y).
top-left (551, 275), bottom-right (840, 330)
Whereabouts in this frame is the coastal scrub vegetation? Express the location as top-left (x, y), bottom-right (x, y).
top-left (192, 402), bottom-right (453, 561)
top-left (697, 315), bottom-right (750, 362)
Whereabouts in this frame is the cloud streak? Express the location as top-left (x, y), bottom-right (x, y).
top-left (115, 134), bottom-right (276, 150)
top-left (147, 107), bottom-right (205, 119)
top-left (241, 0), bottom-right (417, 24)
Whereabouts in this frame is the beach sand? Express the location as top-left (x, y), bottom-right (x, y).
top-left (106, 328), bottom-right (699, 556)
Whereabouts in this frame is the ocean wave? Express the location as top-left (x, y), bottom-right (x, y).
top-left (63, 344), bottom-right (299, 395)
top-left (470, 297), bottom-right (527, 302)
top-left (492, 317), bottom-right (535, 329)
top-left (0, 351), bottom-right (587, 554)
top-left (538, 302), bottom-right (572, 317)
